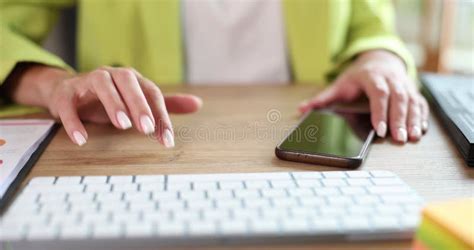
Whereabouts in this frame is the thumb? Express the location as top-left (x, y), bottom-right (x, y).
top-left (164, 94), bottom-right (203, 114)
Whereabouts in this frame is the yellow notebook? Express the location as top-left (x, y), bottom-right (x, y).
top-left (417, 198), bottom-right (474, 250)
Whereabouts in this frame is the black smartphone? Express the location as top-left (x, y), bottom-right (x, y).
top-left (275, 109), bottom-right (375, 168)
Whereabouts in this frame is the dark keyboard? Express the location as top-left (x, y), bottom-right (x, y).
top-left (422, 73), bottom-right (474, 166)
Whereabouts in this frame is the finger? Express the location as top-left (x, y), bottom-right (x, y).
top-left (387, 79), bottom-right (409, 143)
top-left (407, 94), bottom-right (422, 141)
top-left (419, 95), bottom-right (430, 132)
top-left (87, 69), bottom-right (132, 130)
top-left (298, 83), bottom-right (343, 114)
top-left (138, 76), bottom-right (175, 148)
top-left (106, 68), bottom-right (155, 135)
top-left (56, 86), bottom-right (88, 146)
top-left (360, 74), bottom-right (390, 138)
top-left (164, 94), bottom-right (203, 113)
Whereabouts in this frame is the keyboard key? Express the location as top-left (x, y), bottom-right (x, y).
top-left (371, 216), bottom-right (400, 230)
top-left (261, 189), bottom-right (287, 198)
top-left (59, 225), bottom-right (91, 239)
top-left (322, 171), bottom-right (347, 178)
top-left (244, 180), bottom-right (269, 189)
top-left (340, 186), bottom-right (366, 195)
top-left (135, 175), bottom-right (165, 183)
top-left (354, 195), bottom-right (381, 205)
top-left (300, 197), bottom-right (326, 207)
top-left (206, 189), bottom-right (233, 199)
top-left (28, 177), bottom-right (56, 186)
top-left (108, 175), bottom-right (133, 184)
top-left (219, 181), bottom-right (244, 190)
top-left (370, 170), bottom-right (396, 178)
top-left (113, 183), bottom-right (138, 192)
top-left (81, 212), bottom-right (110, 225)
top-left (189, 221), bottom-right (217, 236)
top-left (92, 223), bottom-right (123, 238)
top-left (152, 191), bottom-right (179, 201)
top-left (322, 179), bottom-right (347, 187)
top-left (341, 216), bottom-right (371, 231)
top-left (156, 221), bottom-right (186, 236)
top-left (346, 171), bottom-right (371, 178)
top-left (251, 220), bottom-right (280, 233)
top-left (312, 218), bottom-right (340, 233)
top-left (347, 178), bottom-right (372, 186)
top-left (140, 183), bottom-right (165, 192)
top-left (185, 199), bottom-right (214, 209)
top-left (193, 181), bottom-right (218, 190)
top-left (179, 190), bottom-right (206, 200)
top-left (292, 171), bottom-right (322, 179)
top-left (86, 183), bottom-right (112, 193)
top-left (220, 220), bottom-right (249, 234)
top-left (96, 192), bottom-right (123, 203)
top-left (55, 176), bottom-right (82, 185)
top-left (271, 180), bottom-right (296, 188)
top-left (124, 192), bottom-right (151, 202)
top-left (242, 197), bottom-right (271, 208)
top-left (272, 197), bottom-right (299, 208)
top-left (202, 209), bottom-right (231, 221)
top-left (166, 182), bottom-right (191, 191)
top-left (281, 218), bottom-right (311, 232)
top-left (296, 179), bottom-right (322, 188)
top-left (125, 223), bottom-right (155, 238)
top-left (234, 189), bottom-right (261, 199)
top-left (287, 188), bottom-right (314, 197)
top-left (314, 187), bottom-right (339, 196)
top-left (67, 192), bottom-right (95, 203)
top-left (82, 176), bottom-right (107, 184)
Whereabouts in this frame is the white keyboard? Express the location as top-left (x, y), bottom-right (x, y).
top-left (0, 171), bottom-right (423, 249)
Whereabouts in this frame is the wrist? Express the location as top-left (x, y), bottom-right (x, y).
top-left (9, 64), bottom-right (73, 108)
top-left (358, 50), bottom-right (406, 68)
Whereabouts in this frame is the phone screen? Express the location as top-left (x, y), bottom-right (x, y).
top-left (278, 110), bottom-right (373, 158)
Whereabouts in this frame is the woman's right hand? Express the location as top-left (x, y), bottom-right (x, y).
top-left (8, 64), bottom-right (202, 146)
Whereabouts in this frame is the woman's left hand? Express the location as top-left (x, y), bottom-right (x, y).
top-left (299, 50), bottom-right (429, 143)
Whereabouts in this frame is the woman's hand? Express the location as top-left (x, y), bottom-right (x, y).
top-left (8, 64), bottom-right (202, 146)
top-left (299, 50), bottom-right (429, 143)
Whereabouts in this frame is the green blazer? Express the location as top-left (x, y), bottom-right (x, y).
top-left (0, 0), bottom-right (415, 116)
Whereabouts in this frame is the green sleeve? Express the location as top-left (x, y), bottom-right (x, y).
top-left (0, 0), bottom-right (75, 117)
top-left (330, 0), bottom-right (416, 81)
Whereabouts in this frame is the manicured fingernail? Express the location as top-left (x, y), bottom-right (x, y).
top-left (422, 120), bottom-right (429, 131)
top-left (163, 129), bottom-right (175, 148)
top-left (299, 99), bottom-right (308, 107)
top-left (73, 131), bottom-right (86, 146)
top-left (397, 127), bottom-right (407, 142)
top-left (140, 115), bottom-right (155, 134)
top-left (116, 111), bottom-right (132, 130)
top-left (376, 121), bottom-right (387, 137)
top-left (411, 125), bottom-right (422, 138)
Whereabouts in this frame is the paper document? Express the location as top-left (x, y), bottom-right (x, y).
top-left (0, 119), bottom-right (55, 200)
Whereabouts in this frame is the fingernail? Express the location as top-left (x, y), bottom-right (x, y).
top-left (376, 121), bottom-right (387, 137)
top-left (422, 120), bottom-right (429, 131)
top-left (140, 115), bottom-right (155, 134)
top-left (397, 127), bottom-right (408, 142)
top-left (411, 125), bottom-right (422, 138)
top-left (299, 99), bottom-right (308, 107)
top-left (73, 131), bottom-right (86, 146)
top-left (163, 129), bottom-right (175, 148)
top-left (116, 111), bottom-right (132, 130)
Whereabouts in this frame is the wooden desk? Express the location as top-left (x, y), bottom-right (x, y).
top-left (17, 85), bottom-right (474, 249)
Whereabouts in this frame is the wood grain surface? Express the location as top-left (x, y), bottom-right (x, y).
top-left (9, 85), bottom-right (474, 249)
